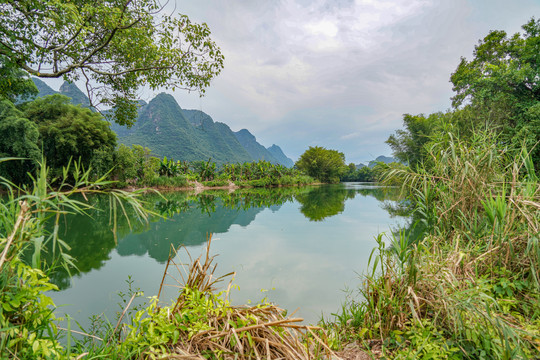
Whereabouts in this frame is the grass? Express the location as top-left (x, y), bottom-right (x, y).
top-left (325, 130), bottom-right (540, 359)
top-left (0, 159), bottom-right (154, 359)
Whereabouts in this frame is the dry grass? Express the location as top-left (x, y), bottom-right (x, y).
top-left (134, 235), bottom-right (336, 360)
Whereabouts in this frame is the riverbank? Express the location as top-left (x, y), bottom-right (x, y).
top-left (323, 133), bottom-right (540, 359)
top-left (4, 166), bottom-right (393, 358)
top-left (121, 178), bottom-right (323, 192)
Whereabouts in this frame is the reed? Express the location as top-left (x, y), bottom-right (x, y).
top-left (0, 158), bottom-right (154, 359)
top-left (330, 130), bottom-right (540, 359)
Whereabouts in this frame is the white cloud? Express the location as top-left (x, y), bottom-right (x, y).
top-left (114, 0), bottom-right (540, 162)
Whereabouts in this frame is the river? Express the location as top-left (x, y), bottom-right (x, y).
top-left (49, 182), bottom-right (407, 331)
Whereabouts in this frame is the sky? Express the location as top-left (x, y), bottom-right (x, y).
top-left (46, 0), bottom-right (540, 164)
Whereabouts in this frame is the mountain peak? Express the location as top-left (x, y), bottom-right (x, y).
top-left (59, 81), bottom-right (91, 108)
top-left (234, 130), bottom-right (281, 165)
top-left (236, 128), bottom-right (255, 139)
top-left (267, 144), bottom-right (294, 168)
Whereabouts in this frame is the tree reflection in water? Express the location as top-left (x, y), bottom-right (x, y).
top-left (41, 184), bottom-right (406, 289)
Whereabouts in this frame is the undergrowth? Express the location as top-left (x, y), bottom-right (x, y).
top-left (325, 130), bottom-right (540, 359)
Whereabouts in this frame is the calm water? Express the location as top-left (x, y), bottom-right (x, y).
top-left (49, 183), bottom-right (406, 329)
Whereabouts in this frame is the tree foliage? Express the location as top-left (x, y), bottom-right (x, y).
top-left (450, 17), bottom-right (540, 166)
top-left (451, 18), bottom-right (540, 110)
top-left (0, 99), bottom-right (40, 183)
top-left (295, 146), bottom-right (346, 183)
top-left (389, 18), bottom-right (540, 171)
top-left (0, 0), bottom-right (224, 126)
top-left (386, 112), bottom-right (447, 169)
top-left (20, 95), bottom-right (117, 173)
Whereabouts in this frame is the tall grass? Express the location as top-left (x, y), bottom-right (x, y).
top-left (0, 159), bottom-right (154, 358)
top-left (330, 130), bottom-right (540, 359)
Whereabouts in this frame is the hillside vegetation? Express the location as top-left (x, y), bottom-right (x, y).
top-left (32, 80), bottom-right (294, 168)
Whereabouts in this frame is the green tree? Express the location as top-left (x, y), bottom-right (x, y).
top-left (0, 0), bottom-right (224, 126)
top-left (450, 17), bottom-right (540, 167)
top-left (20, 95), bottom-right (117, 174)
top-left (386, 112), bottom-right (447, 169)
top-left (0, 99), bottom-right (40, 183)
top-left (295, 146), bottom-right (346, 183)
top-left (0, 62), bottom-right (38, 102)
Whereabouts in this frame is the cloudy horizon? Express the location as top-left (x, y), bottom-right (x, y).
top-left (43, 0), bottom-right (540, 164)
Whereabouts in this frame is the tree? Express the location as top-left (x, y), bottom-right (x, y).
top-left (386, 112), bottom-right (447, 169)
top-left (451, 18), bottom-right (540, 111)
top-left (450, 17), bottom-right (540, 166)
top-left (295, 146), bottom-right (346, 183)
top-left (0, 0), bottom-right (224, 126)
top-left (20, 94), bottom-right (117, 173)
top-left (0, 63), bottom-right (38, 102)
top-left (0, 99), bottom-right (40, 183)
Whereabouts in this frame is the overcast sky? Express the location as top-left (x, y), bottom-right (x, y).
top-left (162, 0), bottom-right (540, 164)
top-left (46, 0), bottom-right (540, 164)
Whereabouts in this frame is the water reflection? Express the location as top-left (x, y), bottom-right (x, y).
top-left (46, 183), bottom-right (404, 290)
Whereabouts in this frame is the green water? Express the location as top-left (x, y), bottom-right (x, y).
top-left (50, 183), bottom-right (407, 329)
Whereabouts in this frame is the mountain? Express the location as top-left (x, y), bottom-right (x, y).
top-left (368, 155), bottom-right (397, 168)
top-left (59, 81), bottom-right (92, 108)
top-left (31, 78), bottom-right (91, 109)
top-left (30, 79), bottom-right (295, 166)
top-left (113, 93), bottom-right (253, 165)
top-left (32, 78), bottom-right (58, 98)
top-left (267, 144), bottom-right (294, 168)
top-left (234, 129), bottom-right (281, 164)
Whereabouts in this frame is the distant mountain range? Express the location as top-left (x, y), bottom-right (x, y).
top-left (357, 155), bottom-right (397, 169)
top-left (31, 79), bottom-right (295, 167)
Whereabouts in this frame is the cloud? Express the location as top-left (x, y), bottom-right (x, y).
top-left (129, 1), bottom-right (540, 162)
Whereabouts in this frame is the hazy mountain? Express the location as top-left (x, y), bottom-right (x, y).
top-left (368, 155), bottom-right (397, 168)
top-left (234, 129), bottom-right (281, 164)
top-left (32, 78), bottom-right (58, 98)
top-left (31, 78), bottom-right (92, 109)
top-left (59, 81), bottom-right (92, 108)
top-left (267, 144), bottom-right (294, 168)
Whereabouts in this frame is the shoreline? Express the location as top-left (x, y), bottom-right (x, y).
top-left (120, 180), bottom-right (324, 193)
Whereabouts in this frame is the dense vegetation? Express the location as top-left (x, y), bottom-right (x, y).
top-left (0, 0), bottom-right (224, 126)
top-left (326, 18), bottom-right (540, 359)
top-left (295, 146), bottom-right (347, 183)
top-left (0, 95), bottom-right (116, 183)
top-left (113, 144), bottom-right (313, 188)
top-left (340, 162), bottom-right (405, 183)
